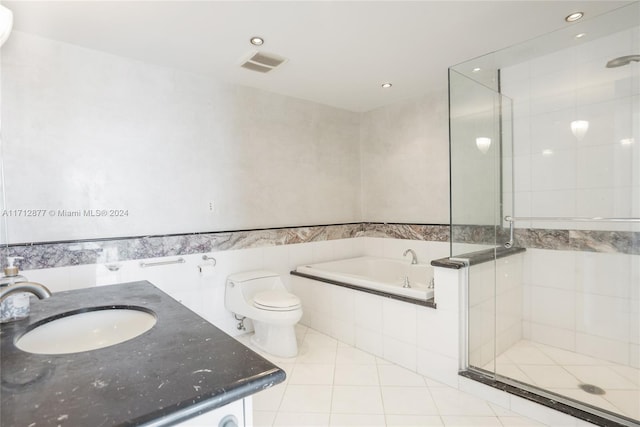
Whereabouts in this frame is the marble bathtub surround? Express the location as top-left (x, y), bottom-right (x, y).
top-left (2, 222), bottom-right (637, 271)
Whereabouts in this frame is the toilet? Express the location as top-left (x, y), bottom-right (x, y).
top-left (225, 270), bottom-right (302, 358)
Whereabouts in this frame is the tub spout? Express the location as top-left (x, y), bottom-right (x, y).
top-left (403, 249), bottom-right (418, 264)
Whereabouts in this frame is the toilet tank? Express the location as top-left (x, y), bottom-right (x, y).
top-left (227, 270), bottom-right (281, 301)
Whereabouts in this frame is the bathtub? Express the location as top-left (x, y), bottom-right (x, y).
top-left (292, 256), bottom-right (434, 303)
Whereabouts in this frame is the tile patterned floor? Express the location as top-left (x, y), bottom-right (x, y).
top-left (235, 326), bottom-right (546, 427)
top-left (490, 340), bottom-right (639, 422)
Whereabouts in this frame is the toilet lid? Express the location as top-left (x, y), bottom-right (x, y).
top-left (253, 290), bottom-right (301, 311)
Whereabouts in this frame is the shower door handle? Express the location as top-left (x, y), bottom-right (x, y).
top-left (504, 216), bottom-right (514, 248)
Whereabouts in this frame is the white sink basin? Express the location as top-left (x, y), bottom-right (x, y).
top-left (16, 308), bottom-right (157, 354)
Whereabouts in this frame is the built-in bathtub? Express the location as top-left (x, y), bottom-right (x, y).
top-left (291, 256), bottom-right (435, 307)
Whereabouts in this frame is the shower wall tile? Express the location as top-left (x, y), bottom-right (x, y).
top-left (501, 25), bottom-right (639, 237)
top-left (529, 323), bottom-right (575, 353)
top-left (576, 333), bottom-right (629, 366)
top-left (526, 249), bottom-right (576, 291)
top-left (575, 293), bottom-right (630, 343)
top-left (530, 287), bottom-right (575, 331)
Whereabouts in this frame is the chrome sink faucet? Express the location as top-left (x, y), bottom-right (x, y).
top-left (0, 282), bottom-right (52, 302)
top-left (403, 249), bottom-right (418, 264)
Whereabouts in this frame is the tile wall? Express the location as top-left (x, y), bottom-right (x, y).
top-left (501, 26), bottom-right (639, 233)
top-left (522, 248), bottom-right (639, 369)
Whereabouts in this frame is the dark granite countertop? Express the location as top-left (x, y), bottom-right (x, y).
top-left (0, 281), bottom-right (285, 426)
top-left (431, 246), bottom-right (526, 269)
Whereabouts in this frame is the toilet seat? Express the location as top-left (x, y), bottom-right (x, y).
top-left (253, 290), bottom-right (301, 311)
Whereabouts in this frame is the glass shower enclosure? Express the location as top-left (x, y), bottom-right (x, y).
top-left (449, 3), bottom-right (639, 426)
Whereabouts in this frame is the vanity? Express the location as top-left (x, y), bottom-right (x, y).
top-left (0, 281), bottom-right (285, 426)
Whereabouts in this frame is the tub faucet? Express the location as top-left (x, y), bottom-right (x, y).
top-left (403, 249), bottom-right (418, 265)
top-left (0, 282), bottom-right (52, 303)
top-left (403, 276), bottom-right (411, 288)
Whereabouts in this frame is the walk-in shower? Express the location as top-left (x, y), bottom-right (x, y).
top-left (449, 3), bottom-right (639, 426)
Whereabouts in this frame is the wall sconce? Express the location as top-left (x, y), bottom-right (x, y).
top-left (570, 120), bottom-right (589, 140)
top-left (0, 5), bottom-right (13, 48)
top-left (475, 137), bottom-right (492, 154)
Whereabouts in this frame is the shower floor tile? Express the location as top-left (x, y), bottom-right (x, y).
top-left (495, 340), bottom-right (640, 423)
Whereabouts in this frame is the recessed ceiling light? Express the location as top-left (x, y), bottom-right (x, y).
top-left (621, 138), bottom-right (634, 146)
top-left (381, 83), bottom-right (392, 89)
top-left (565, 12), bottom-right (584, 22)
top-left (250, 36), bottom-right (264, 46)
top-left (472, 67), bottom-right (481, 73)
top-left (575, 33), bottom-right (586, 39)
top-left (542, 149), bottom-right (554, 156)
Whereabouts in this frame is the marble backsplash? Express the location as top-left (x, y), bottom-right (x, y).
top-left (2, 223), bottom-right (638, 270)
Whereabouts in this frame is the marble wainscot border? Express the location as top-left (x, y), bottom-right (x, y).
top-left (358, 223), bottom-right (449, 241)
top-left (3, 223), bottom-right (365, 271)
top-left (2, 223), bottom-right (637, 271)
top-left (451, 225), bottom-right (639, 255)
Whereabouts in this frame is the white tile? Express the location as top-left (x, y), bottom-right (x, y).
top-left (575, 333), bottom-right (629, 365)
top-left (498, 416), bottom-right (546, 426)
top-left (377, 364), bottom-right (426, 387)
top-left (279, 385), bottom-right (333, 413)
top-left (296, 344), bottom-right (338, 365)
top-left (430, 388), bottom-right (495, 416)
top-left (417, 307), bottom-right (459, 358)
top-left (353, 292), bottom-right (383, 331)
top-left (289, 364), bottom-right (335, 385)
top-left (329, 413), bottom-right (386, 427)
top-left (441, 416), bottom-right (503, 426)
top-left (383, 335), bottom-right (417, 371)
top-left (384, 414), bottom-right (444, 426)
top-left (331, 385), bottom-right (384, 414)
top-left (610, 364), bottom-right (640, 386)
top-left (529, 287), bottom-right (575, 330)
top-left (563, 365), bottom-right (637, 389)
top-left (604, 389), bottom-right (640, 420)
top-left (333, 364), bottom-right (379, 386)
top-left (536, 344), bottom-right (601, 366)
top-left (380, 386), bottom-right (438, 415)
top-left (458, 377), bottom-right (511, 408)
top-left (253, 384), bottom-right (286, 411)
top-left (273, 412), bottom-right (330, 427)
top-left (335, 346), bottom-right (377, 365)
top-left (383, 298), bottom-right (417, 345)
top-left (354, 326), bottom-right (383, 358)
top-left (500, 341), bottom-right (556, 365)
top-left (517, 365), bottom-right (580, 389)
top-left (509, 395), bottom-right (580, 426)
top-left (575, 293), bottom-right (630, 342)
top-left (529, 322), bottom-right (576, 352)
top-left (254, 410), bottom-right (277, 427)
top-left (416, 349), bottom-right (459, 387)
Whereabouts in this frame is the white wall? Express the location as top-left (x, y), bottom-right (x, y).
top-left (22, 237), bottom-right (364, 337)
top-left (1, 32), bottom-right (362, 243)
top-left (360, 91), bottom-right (450, 224)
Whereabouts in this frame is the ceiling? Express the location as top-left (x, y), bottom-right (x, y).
top-left (4, 1), bottom-right (633, 112)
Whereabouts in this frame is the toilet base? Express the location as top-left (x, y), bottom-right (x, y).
top-left (251, 321), bottom-right (298, 358)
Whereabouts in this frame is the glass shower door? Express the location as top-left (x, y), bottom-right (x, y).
top-left (449, 68), bottom-right (515, 377)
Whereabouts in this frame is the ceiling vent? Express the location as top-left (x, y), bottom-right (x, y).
top-left (240, 51), bottom-right (287, 73)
